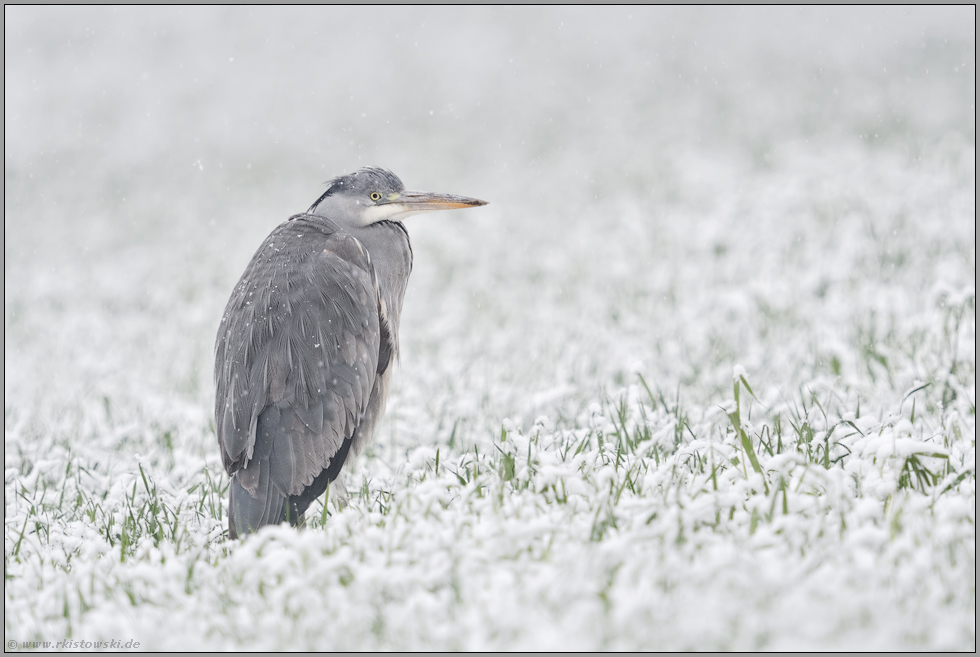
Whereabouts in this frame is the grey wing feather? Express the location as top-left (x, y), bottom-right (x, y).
top-left (215, 215), bottom-right (382, 501)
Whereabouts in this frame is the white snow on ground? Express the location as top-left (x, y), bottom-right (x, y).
top-left (5, 7), bottom-right (975, 650)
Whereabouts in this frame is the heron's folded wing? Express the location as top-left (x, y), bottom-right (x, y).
top-left (215, 217), bottom-right (381, 496)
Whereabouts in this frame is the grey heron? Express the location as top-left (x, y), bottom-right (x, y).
top-left (214, 167), bottom-right (486, 538)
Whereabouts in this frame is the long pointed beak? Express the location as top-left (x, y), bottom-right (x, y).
top-left (387, 190), bottom-right (487, 212)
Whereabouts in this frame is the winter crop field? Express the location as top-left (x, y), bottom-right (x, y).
top-left (4, 7), bottom-right (975, 651)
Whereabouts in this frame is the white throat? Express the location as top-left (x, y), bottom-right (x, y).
top-left (360, 203), bottom-right (421, 225)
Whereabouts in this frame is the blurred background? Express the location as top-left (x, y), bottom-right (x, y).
top-left (5, 5), bottom-right (975, 453)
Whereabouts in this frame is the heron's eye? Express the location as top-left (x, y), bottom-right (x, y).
top-left (370, 192), bottom-right (382, 202)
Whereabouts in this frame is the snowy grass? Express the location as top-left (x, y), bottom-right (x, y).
top-left (5, 7), bottom-right (976, 650)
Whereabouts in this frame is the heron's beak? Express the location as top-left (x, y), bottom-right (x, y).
top-left (386, 190), bottom-right (487, 212)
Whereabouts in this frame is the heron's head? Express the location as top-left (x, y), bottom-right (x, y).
top-left (309, 166), bottom-right (486, 226)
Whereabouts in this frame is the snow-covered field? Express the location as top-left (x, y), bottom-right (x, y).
top-left (5, 7), bottom-right (975, 650)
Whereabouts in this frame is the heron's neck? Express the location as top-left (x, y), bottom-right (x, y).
top-left (353, 221), bottom-right (414, 333)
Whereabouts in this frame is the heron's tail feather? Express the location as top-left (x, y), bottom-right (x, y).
top-left (228, 463), bottom-right (287, 539)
